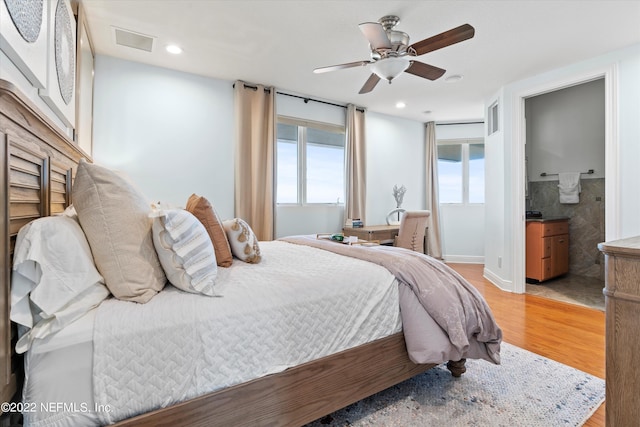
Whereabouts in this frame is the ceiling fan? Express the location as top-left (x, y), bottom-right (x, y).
top-left (313, 16), bottom-right (475, 94)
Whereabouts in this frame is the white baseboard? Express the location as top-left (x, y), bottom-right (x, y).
top-left (443, 255), bottom-right (484, 264)
top-left (483, 267), bottom-right (515, 293)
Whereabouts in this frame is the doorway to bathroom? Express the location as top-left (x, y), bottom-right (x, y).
top-left (523, 78), bottom-right (605, 310)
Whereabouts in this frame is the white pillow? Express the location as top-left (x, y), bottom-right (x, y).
top-left (222, 218), bottom-right (262, 263)
top-left (10, 216), bottom-right (110, 354)
top-left (151, 208), bottom-right (218, 296)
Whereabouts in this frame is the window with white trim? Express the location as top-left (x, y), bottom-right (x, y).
top-left (437, 139), bottom-right (485, 204)
top-left (488, 101), bottom-right (499, 135)
top-left (276, 117), bottom-right (345, 204)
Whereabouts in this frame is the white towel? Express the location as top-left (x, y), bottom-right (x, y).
top-left (558, 172), bottom-right (581, 204)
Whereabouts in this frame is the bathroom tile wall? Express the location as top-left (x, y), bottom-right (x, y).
top-left (527, 178), bottom-right (605, 279)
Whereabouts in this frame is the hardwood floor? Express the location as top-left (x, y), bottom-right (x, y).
top-left (447, 263), bottom-right (605, 427)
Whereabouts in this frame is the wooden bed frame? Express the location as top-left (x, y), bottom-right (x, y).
top-left (0, 79), bottom-right (466, 426)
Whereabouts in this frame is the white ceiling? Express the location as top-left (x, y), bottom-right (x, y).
top-left (80, 0), bottom-right (640, 123)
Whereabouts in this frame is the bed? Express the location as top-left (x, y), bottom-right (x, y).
top-left (0, 79), bottom-right (502, 427)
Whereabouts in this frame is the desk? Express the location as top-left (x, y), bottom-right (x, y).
top-left (343, 225), bottom-right (399, 245)
top-left (343, 225), bottom-right (429, 254)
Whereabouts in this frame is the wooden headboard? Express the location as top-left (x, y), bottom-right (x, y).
top-left (0, 79), bottom-right (89, 405)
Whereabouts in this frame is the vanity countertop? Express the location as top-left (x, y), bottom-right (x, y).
top-left (526, 216), bottom-right (570, 222)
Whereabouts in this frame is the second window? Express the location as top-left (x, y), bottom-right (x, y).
top-left (276, 117), bottom-right (345, 204)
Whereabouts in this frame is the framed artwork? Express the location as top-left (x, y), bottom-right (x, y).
top-left (75, 3), bottom-right (95, 155)
top-left (0, 0), bottom-right (48, 88)
top-left (39, 0), bottom-right (76, 128)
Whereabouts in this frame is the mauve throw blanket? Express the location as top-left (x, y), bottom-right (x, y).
top-left (281, 236), bottom-right (502, 365)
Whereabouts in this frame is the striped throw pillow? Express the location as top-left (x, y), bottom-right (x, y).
top-left (151, 208), bottom-right (218, 296)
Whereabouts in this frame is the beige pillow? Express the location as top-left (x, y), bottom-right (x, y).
top-left (72, 160), bottom-right (166, 303)
top-left (186, 194), bottom-right (233, 267)
top-left (151, 208), bottom-right (218, 296)
top-left (222, 218), bottom-right (262, 264)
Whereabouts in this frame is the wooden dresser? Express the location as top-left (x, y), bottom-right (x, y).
top-left (525, 218), bottom-right (570, 282)
top-left (598, 236), bottom-right (640, 427)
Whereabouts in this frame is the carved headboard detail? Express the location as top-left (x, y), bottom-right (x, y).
top-left (0, 79), bottom-right (89, 405)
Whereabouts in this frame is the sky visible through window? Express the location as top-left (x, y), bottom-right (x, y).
top-left (306, 143), bottom-right (344, 203)
top-left (277, 140), bottom-right (297, 203)
top-left (438, 143), bottom-right (484, 204)
top-left (468, 155), bottom-right (485, 204)
top-left (438, 159), bottom-right (463, 203)
top-left (277, 138), bottom-right (344, 204)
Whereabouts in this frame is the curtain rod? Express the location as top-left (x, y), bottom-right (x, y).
top-left (436, 121), bottom-right (484, 126)
top-left (276, 91), bottom-right (344, 109)
top-left (232, 83), bottom-right (364, 112)
top-left (232, 84), bottom-right (487, 121)
top-left (233, 82), bottom-right (271, 92)
top-left (276, 91), bottom-right (365, 112)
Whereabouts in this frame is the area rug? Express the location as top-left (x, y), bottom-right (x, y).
top-left (305, 342), bottom-right (605, 427)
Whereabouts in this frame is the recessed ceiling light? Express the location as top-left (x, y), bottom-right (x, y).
top-left (423, 110), bottom-right (432, 114)
top-left (396, 101), bottom-right (406, 109)
top-left (166, 44), bottom-right (182, 54)
top-left (445, 74), bottom-right (463, 83)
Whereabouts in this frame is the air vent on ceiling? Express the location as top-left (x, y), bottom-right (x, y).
top-left (113, 27), bottom-right (155, 52)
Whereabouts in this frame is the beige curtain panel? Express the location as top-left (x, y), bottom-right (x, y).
top-left (345, 104), bottom-right (367, 225)
top-left (233, 81), bottom-right (276, 241)
top-left (425, 121), bottom-right (443, 259)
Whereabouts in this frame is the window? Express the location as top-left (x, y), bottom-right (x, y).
top-left (437, 139), bottom-right (485, 204)
top-left (276, 118), bottom-right (345, 204)
top-left (488, 101), bottom-right (499, 135)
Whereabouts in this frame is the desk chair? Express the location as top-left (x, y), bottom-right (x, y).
top-left (394, 210), bottom-right (430, 253)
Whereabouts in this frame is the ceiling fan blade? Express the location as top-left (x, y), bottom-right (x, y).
top-left (359, 22), bottom-right (392, 50)
top-left (409, 24), bottom-right (475, 56)
top-left (359, 73), bottom-right (381, 94)
top-left (405, 61), bottom-right (446, 80)
top-left (313, 60), bottom-right (370, 74)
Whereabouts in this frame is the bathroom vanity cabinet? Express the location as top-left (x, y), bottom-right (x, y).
top-left (526, 218), bottom-right (570, 282)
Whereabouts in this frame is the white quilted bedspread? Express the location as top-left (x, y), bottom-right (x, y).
top-left (93, 241), bottom-right (401, 425)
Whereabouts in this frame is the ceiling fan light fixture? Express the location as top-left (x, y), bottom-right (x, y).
top-left (371, 57), bottom-right (410, 82)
